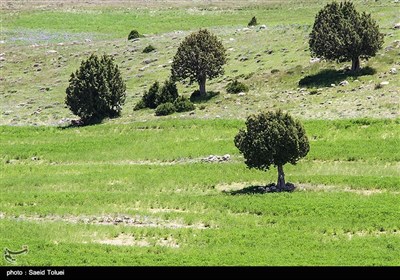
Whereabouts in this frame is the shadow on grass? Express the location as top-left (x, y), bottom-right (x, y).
top-left (226, 183), bottom-right (295, 195)
top-left (298, 66), bottom-right (376, 88)
top-left (58, 117), bottom-right (104, 129)
top-left (190, 90), bottom-right (220, 103)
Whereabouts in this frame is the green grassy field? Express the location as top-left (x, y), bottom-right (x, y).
top-left (1, 119), bottom-right (400, 265)
top-left (1, 0), bottom-right (399, 266)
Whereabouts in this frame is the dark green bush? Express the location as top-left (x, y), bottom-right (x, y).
top-left (143, 45), bottom-right (156, 53)
top-left (65, 54), bottom-right (126, 124)
top-left (174, 96), bottom-right (195, 112)
top-left (156, 79), bottom-right (179, 106)
top-left (142, 81), bottom-right (160, 109)
top-left (133, 100), bottom-right (146, 111)
top-left (155, 102), bottom-right (176, 116)
top-left (128, 30), bottom-right (140, 40)
top-left (248, 16), bottom-right (257, 26)
top-left (226, 80), bottom-right (249, 94)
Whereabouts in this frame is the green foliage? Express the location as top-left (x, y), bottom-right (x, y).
top-left (133, 99), bottom-right (146, 111)
top-left (174, 96), bottom-right (195, 112)
top-left (128, 29), bottom-right (140, 40)
top-left (171, 29), bottom-right (226, 95)
top-left (226, 79), bottom-right (249, 94)
top-left (155, 102), bottom-right (176, 116)
top-left (155, 79), bottom-right (179, 106)
top-left (65, 54), bottom-right (126, 124)
top-left (142, 45), bottom-right (156, 53)
top-left (248, 16), bottom-right (257, 26)
top-left (309, 1), bottom-right (384, 71)
top-left (234, 110), bottom-right (309, 186)
top-left (141, 81), bottom-right (160, 109)
top-left (136, 79), bottom-right (179, 110)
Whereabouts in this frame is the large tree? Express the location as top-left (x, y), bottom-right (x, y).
top-left (66, 54), bottom-right (126, 124)
top-left (234, 110), bottom-right (310, 190)
top-left (171, 29), bottom-right (226, 96)
top-left (309, 1), bottom-right (384, 72)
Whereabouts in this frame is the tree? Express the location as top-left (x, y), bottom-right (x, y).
top-left (234, 110), bottom-right (310, 190)
top-left (65, 54), bottom-right (126, 124)
top-left (309, 1), bottom-right (384, 72)
top-left (171, 29), bottom-right (226, 97)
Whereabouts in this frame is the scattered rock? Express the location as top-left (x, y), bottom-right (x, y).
top-left (330, 83), bottom-right (336, 87)
top-left (394, 23), bottom-right (400, 29)
top-left (310, 57), bottom-right (320, 63)
top-left (202, 154), bottom-right (231, 163)
top-left (0, 57), bottom-right (5, 62)
top-left (85, 38), bottom-right (92, 43)
top-left (259, 25), bottom-right (267, 30)
top-left (242, 27), bottom-right (251, 32)
top-left (339, 80), bottom-right (349, 86)
top-left (380, 81), bottom-right (389, 86)
top-left (238, 92), bottom-right (246, 96)
top-left (239, 56), bottom-right (248, 62)
top-left (46, 50), bottom-right (57, 54)
top-left (389, 68), bottom-right (397, 74)
top-left (142, 58), bottom-right (158, 65)
top-left (265, 49), bottom-right (273, 54)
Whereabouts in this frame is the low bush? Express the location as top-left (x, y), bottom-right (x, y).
top-left (226, 80), bottom-right (249, 94)
top-left (174, 96), bottom-right (195, 112)
top-left (143, 45), bottom-right (156, 53)
top-left (155, 102), bottom-right (176, 116)
top-left (128, 30), bottom-right (140, 40)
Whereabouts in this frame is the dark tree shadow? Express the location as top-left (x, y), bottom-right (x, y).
top-left (190, 90), bottom-right (220, 103)
top-left (298, 66), bottom-right (376, 88)
top-left (58, 117), bottom-right (104, 129)
top-left (226, 183), bottom-right (296, 195)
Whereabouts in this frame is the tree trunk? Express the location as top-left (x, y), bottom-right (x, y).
top-left (198, 77), bottom-right (206, 96)
top-left (351, 57), bottom-right (360, 72)
top-left (277, 165), bottom-right (286, 190)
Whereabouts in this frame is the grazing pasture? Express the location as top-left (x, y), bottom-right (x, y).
top-left (0, 0), bottom-right (399, 266)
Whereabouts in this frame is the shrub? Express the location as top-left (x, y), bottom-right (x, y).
top-left (133, 100), bottom-right (146, 111)
top-left (248, 16), bottom-right (257, 26)
top-left (65, 54), bottom-right (126, 124)
top-left (142, 81), bottom-right (160, 109)
top-left (226, 80), bottom-right (249, 94)
top-left (128, 30), bottom-right (140, 40)
top-left (143, 45), bottom-right (156, 53)
top-left (174, 96), bottom-right (195, 112)
top-left (156, 79), bottom-right (179, 106)
top-left (155, 102), bottom-right (176, 116)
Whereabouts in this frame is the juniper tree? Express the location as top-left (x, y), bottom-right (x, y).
top-left (234, 110), bottom-right (310, 190)
top-left (309, 1), bottom-right (383, 72)
top-left (65, 54), bottom-right (126, 124)
top-left (171, 29), bottom-right (226, 97)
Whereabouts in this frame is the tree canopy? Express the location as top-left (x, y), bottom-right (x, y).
top-left (309, 1), bottom-right (384, 71)
top-left (65, 54), bottom-right (126, 124)
top-left (171, 29), bottom-right (226, 96)
top-left (234, 110), bottom-right (310, 190)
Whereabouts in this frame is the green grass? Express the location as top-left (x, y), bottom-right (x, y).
top-left (1, 119), bottom-right (399, 265)
top-left (1, 0), bottom-right (399, 266)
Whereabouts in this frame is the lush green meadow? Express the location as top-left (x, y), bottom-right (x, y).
top-left (1, 118), bottom-right (400, 265)
top-left (1, 0), bottom-right (399, 266)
